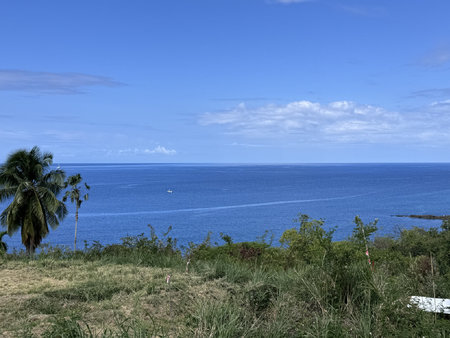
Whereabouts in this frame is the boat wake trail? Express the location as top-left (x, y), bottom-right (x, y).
top-left (78, 193), bottom-right (372, 218)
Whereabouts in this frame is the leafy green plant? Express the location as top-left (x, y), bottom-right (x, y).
top-left (280, 214), bottom-right (335, 264)
top-left (350, 216), bottom-right (378, 247)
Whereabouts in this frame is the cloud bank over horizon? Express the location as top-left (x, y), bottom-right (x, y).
top-left (117, 146), bottom-right (177, 156)
top-left (200, 100), bottom-right (450, 145)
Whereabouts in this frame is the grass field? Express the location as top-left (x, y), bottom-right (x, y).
top-left (0, 258), bottom-right (238, 337)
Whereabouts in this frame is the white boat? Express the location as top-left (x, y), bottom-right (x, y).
top-left (167, 189), bottom-right (173, 193)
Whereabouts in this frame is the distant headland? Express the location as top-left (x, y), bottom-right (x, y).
top-left (394, 214), bottom-right (450, 220)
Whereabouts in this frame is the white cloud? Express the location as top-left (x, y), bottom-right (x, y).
top-left (199, 100), bottom-right (450, 145)
top-left (431, 99), bottom-right (450, 107)
top-left (118, 146), bottom-right (176, 156)
top-left (143, 146), bottom-right (177, 155)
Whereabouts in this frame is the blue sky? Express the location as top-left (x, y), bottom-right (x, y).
top-left (1, 0), bottom-right (450, 163)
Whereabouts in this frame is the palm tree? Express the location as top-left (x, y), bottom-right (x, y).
top-left (63, 174), bottom-right (90, 251)
top-left (0, 146), bottom-right (67, 255)
top-left (0, 231), bottom-right (7, 253)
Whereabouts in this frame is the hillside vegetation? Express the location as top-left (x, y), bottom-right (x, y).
top-left (1, 216), bottom-right (450, 337)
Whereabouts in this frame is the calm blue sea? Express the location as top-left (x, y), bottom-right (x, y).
top-left (2, 163), bottom-right (450, 251)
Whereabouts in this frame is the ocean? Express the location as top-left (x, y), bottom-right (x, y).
top-left (2, 163), bottom-right (450, 251)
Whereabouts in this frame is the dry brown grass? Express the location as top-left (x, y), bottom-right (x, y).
top-left (0, 258), bottom-right (231, 337)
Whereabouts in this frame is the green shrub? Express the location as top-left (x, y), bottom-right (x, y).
top-left (245, 281), bottom-right (278, 314)
top-left (280, 214), bottom-right (335, 265)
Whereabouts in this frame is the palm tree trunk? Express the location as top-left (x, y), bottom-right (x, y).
top-left (27, 238), bottom-right (35, 256)
top-left (74, 205), bottom-right (79, 251)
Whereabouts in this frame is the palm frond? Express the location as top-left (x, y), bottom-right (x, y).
top-left (41, 151), bottom-right (53, 167)
top-left (2, 185), bottom-right (27, 231)
top-left (0, 230), bottom-right (8, 252)
top-left (1, 205), bottom-right (22, 236)
top-left (0, 186), bottom-right (17, 202)
top-left (21, 208), bottom-right (34, 243)
top-left (45, 210), bottom-right (59, 230)
top-left (67, 174), bottom-right (82, 186)
top-left (0, 206), bottom-right (9, 227)
top-left (31, 189), bottom-right (47, 229)
top-left (37, 186), bottom-right (62, 213)
top-left (41, 170), bottom-right (66, 193)
top-left (0, 231), bottom-right (8, 239)
top-left (0, 168), bottom-right (21, 187)
top-left (55, 201), bottom-right (68, 221)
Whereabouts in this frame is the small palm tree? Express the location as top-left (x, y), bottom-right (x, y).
top-left (0, 231), bottom-right (7, 253)
top-left (0, 146), bottom-right (67, 254)
top-left (63, 174), bottom-right (90, 251)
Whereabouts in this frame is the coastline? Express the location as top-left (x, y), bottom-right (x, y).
top-left (394, 214), bottom-right (450, 220)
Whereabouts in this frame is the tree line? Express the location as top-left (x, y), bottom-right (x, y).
top-left (0, 146), bottom-right (89, 254)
